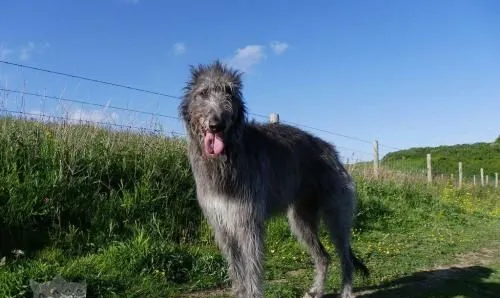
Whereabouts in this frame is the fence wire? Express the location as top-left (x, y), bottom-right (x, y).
top-left (5, 59), bottom-right (496, 187)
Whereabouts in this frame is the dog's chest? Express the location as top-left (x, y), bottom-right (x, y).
top-left (198, 194), bottom-right (246, 232)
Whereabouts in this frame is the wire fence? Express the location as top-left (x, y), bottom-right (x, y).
top-left (0, 59), bottom-right (388, 158)
top-left (1, 59), bottom-right (498, 188)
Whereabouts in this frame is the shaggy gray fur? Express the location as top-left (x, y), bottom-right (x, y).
top-left (179, 60), bottom-right (369, 298)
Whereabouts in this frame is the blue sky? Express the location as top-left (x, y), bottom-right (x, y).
top-left (1, 0), bottom-right (499, 160)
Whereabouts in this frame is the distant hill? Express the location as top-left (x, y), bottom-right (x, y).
top-left (382, 137), bottom-right (500, 177)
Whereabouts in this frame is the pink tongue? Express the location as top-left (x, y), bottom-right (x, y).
top-left (204, 132), bottom-right (225, 156)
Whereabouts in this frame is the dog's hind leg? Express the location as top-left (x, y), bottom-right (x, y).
top-left (322, 185), bottom-right (357, 298)
top-left (287, 202), bottom-right (330, 298)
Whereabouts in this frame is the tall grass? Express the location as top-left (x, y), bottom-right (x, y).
top-left (0, 117), bottom-right (202, 255)
top-left (1, 116), bottom-right (499, 297)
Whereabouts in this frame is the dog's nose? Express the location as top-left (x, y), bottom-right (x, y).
top-left (208, 119), bottom-right (226, 133)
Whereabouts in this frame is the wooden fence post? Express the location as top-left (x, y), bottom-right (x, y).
top-left (480, 168), bottom-right (484, 186)
top-left (496, 173), bottom-right (498, 188)
top-left (269, 113), bottom-right (280, 124)
top-left (373, 140), bottom-right (379, 179)
top-left (426, 153), bottom-right (432, 184)
top-left (473, 175), bottom-right (476, 186)
top-left (486, 175), bottom-right (489, 186)
top-left (458, 162), bottom-right (463, 188)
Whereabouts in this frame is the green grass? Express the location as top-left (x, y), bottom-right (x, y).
top-left (0, 117), bottom-right (499, 298)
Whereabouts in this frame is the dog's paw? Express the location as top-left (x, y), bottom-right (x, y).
top-left (302, 291), bottom-right (322, 298)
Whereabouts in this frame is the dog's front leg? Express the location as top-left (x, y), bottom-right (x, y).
top-left (212, 226), bottom-right (247, 297)
top-left (235, 212), bottom-right (265, 298)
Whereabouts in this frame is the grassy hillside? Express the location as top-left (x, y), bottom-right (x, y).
top-left (0, 117), bottom-right (499, 297)
top-left (382, 138), bottom-right (500, 178)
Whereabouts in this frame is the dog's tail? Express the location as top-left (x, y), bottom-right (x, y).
top-left (350, 247), bottom-right (369, 277)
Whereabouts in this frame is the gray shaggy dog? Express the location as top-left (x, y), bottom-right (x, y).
top-left (179, 60), bottom-right (369, 298)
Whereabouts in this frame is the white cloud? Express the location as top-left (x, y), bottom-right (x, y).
top-left (0, 41), bottom-right (50, 61)
top-left (0, 47), bottom-right (13, 59)
top-left (29, 108), bottom-right (119, 124)
top-left (28, 110), bottom-right (42, 117)
top-left (269, 41), bottom-right (289, 55)
top-left (20, 42), bottom-right (36, 61)
top-left (172, 42), bottom-right (186, 55)
top-left (226, 45), bottom-right (266, 72)
top-left (16, 41), bottom-right (50, 61)
top-left (26, 110), bottom-right (53, 122)
top-left (66, 109), bottom-right (119, 124)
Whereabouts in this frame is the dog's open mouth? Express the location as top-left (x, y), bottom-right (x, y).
top-left (204, 131), bottom-right (225, 157)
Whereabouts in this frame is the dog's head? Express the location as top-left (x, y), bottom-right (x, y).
top-left (179, 60), bottom-right (247, 158)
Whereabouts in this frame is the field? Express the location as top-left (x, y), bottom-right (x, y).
top-left (0, 117), bottom-right (499, 298)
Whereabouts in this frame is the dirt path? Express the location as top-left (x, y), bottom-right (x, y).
top-left (355, 242), bottom-right (500, 297)
top-left (178, 243), bottom-right (500, 298)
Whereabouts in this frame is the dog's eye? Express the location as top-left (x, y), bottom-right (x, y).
top-left (199, 89), bottom-right (208, 97)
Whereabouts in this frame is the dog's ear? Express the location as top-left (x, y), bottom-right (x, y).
top-left (180, 64), bottom-right (205, 121)
top-left (232, 92), bottom-right (247, 126)
top-left (180, 70), bottom-right (195, 122)
top-left (179, 96), bottom-right (190, 122)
